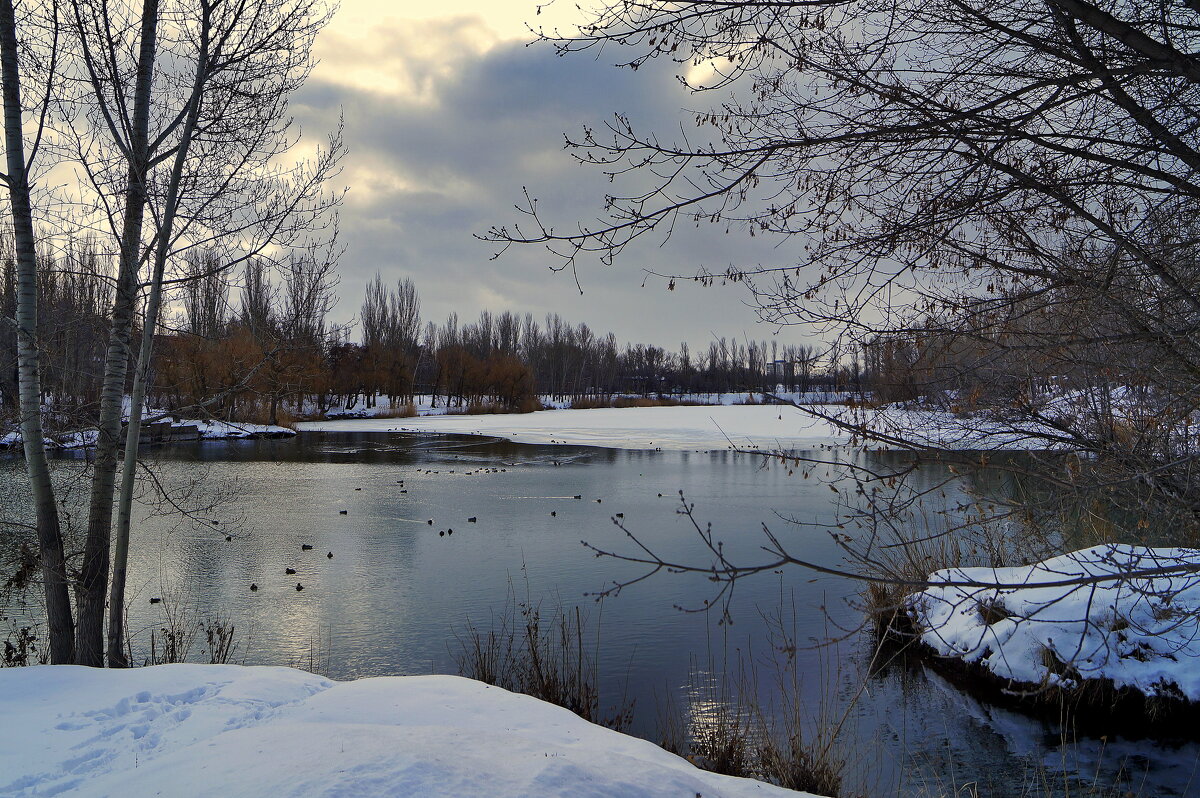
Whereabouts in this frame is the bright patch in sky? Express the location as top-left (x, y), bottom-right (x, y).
top-left (291, 0), bottom-right (815, 349)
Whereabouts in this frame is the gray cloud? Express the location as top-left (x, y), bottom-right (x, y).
top-left (295, 20), bottom-right (810, 349)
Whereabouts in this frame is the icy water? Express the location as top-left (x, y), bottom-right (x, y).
top-left (2, 431), bottom-right (1198, 796)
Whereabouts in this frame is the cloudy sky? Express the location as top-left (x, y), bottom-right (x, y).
top-left (293, 0), bottom-right (809, 350)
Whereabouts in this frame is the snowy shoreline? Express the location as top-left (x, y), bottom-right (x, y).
top-left (900, 544), bottom-right (1200, 728)
top-left (0, 664), bottom-right (810, 798)
top-left (298, 404), bottom-right (855, 451)
top-left (296, 401), bottom-right (1066, 453)
top-left (0, 417), bottom-right (295, 451)
top-left (2, 395), bottom-right (1072, 455)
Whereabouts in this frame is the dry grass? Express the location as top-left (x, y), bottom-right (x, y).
top-left (661, 665), bottom-right (862, 796)
top-left (689, 698), bottom-right (755, 778)
top-left (226, 401), bottom-right (297, 428)
top-left (202, 617), bottom-right (239, 664)
top-left (457, 587), bottom-right (866, 794)
top-left (569, 396), bottom-right (709, 409)
top-left (137, 591), bottom-right (241, 666)
top-left (272, 408), bottom-right (298, 429)
top-left (453, 398), bottom-right (544, 415)
top-left (360, 403), bottom-right (419, 419)
top-left (652, 598), bottom-right (870, 797)
top-left (855, 499), bottom-right (1024, 643)
top-left (453, 594), bottom-right (633, 731)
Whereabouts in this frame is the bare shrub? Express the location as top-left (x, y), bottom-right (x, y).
top-left (1, 621), bottom-right (44, 667)
top-left (147, 622), bottom-right (196, 665)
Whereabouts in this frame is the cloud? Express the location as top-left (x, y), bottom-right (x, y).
top-left (295, 17), bottom-right (810, 349)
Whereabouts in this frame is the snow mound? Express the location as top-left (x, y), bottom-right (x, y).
top-left (189, 418), bottom-right (295, 441)
top-left (0, 664), bottom-right (809, 798)
top-left (908, 545), bottom-right (1200, 700)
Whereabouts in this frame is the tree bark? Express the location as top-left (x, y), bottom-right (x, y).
top-left (108, 1), bottom-right (209, 666)
top-left (76, 0), bottom-right (159, 667)
top-left (0, 0), bottom-right (75, 664)
top-left (108, 0), bottom-right (211, 667)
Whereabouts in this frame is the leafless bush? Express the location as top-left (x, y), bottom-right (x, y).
top-left (147, 622), bottom-right (196, 665)
top-left (1, 621), bottom-right (45, 667)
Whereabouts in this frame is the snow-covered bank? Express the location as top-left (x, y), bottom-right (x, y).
top-left (299, 404), bottom-right (854, 451)
top-left (298, 402), bottom-right (1067, 452)
top-left (0, 665), bottom-right (810, 798)
top-left (906, 545), bottom-right (1200, 704)
top-left (314, 391), bottom-right (855, 420)
top-left (861, 403), bottom-right (1065, 450)
top-left (0, 416), bottom-right (294, 451)
top-left (184, 418), bottom-right (295, 442)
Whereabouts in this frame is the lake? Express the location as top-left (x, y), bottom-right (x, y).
top-left (2, 431), bottom-right (1197, 796)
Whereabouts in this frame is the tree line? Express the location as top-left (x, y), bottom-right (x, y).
top-left (0, 248), bottom-right (834, 429)
top-left (150, 270), bottom-right (832, 419)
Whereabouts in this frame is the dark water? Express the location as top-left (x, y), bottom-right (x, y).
top-left (2, 432), bottom-right (1197, 796)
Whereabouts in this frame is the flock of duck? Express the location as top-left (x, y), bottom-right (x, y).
top-left (152, 459), bottom-right (662, 602)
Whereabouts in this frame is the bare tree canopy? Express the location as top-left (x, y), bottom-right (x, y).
top-left (489, 0), bottom-right (1200, 518)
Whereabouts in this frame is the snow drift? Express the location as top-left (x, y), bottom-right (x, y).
top-left (0, 664), bottom-right (810, 798)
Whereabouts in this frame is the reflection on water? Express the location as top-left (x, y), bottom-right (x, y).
top-left (1, 431), bottom-right (1197, 795)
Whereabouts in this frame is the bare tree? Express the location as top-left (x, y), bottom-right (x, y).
top-left (0, 0), bottom-right (74, 664)
top-left (490, 0), bottom-right (1200, 515)
top-left (0, 0), bottom-right (345, 665)
top-left (484, 0), bottom-right (1200, 698)
top-left (181, 249), bottom-right (229, 339)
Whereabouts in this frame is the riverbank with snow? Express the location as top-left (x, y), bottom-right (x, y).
top-left (901, 545), bottom-right (1200, 725)
top-left (0, 664), bottom-right (809, 798)
top-left (0, 416), bottom-right (295, 451)
top-left (2, 392), bottom-right (1078, 454)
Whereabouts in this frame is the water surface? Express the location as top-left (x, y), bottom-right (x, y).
top-left (2, 431), bottom-right (1196, 795)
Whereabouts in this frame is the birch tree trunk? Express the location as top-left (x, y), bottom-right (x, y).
top-left (107, 2), bottom-right (209, 667)
top-left (75, 0), bottom-right (159, 667)
top-left (0, 0), bottom-right (75, 664)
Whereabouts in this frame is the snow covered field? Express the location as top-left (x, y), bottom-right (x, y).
top-left (907, 545), bottom-right (1200, 701)
top-left (299, 404), bottom-right (855, 451)
top-left (298, 401), bottom-right (1068, 452)
top-left (0, 664), bottom-right (808, 798)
